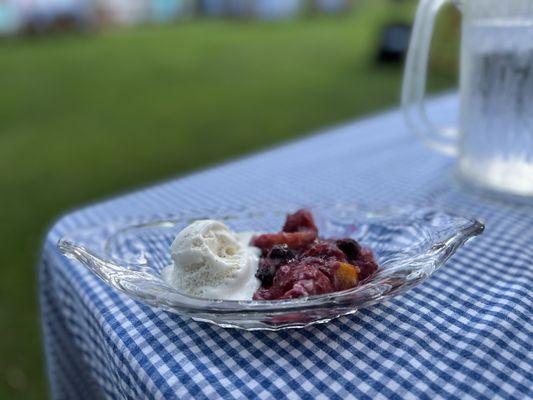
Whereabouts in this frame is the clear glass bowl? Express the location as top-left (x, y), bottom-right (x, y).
top-left (57, 204), bottom-right (484, 330)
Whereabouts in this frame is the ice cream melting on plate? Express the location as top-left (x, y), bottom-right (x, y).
top-left (161, 220), bottom-right (260, 301)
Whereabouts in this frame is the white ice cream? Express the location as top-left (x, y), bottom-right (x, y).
top-left (162, 220), bottom-right (261, 300)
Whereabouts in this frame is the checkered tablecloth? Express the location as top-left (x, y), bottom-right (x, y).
top-left (40, 94), bottom-right (533, 399)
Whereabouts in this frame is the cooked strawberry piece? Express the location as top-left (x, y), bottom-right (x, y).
top-left (302, 241), bottom-right (347, 261)
top-left (251, 230), bottom-right (317, 251)
top-left (251, 209), bottom-right (320, 251)
top-left (282, 209), bottom-right (318, 234)
top-left (253, 261), bottom-right (333, 300)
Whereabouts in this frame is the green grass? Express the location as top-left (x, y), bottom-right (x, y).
top-left (0, 1), bottom-right (458, 398)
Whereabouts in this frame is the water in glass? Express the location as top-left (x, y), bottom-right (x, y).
top-left (459, 21), bottom-right (533, 196)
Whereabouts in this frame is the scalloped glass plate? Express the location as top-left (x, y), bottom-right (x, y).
top-left (57, 204), bottom-right (484, 330)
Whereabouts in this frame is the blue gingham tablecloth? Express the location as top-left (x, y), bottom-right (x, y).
top-left (40, 95), bottom-right (533, 400)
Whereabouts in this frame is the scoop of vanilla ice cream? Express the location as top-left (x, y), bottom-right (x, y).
top-left (162, 220), bottom-right (260, 300)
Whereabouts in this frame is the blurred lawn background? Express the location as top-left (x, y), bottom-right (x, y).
top-left (0, 0), bottom-right (459, 398)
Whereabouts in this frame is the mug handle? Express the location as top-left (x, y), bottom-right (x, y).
top-left (402, 0), bottom-right (459, 156)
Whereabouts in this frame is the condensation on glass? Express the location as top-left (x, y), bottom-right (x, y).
top-left (402, 0), bottom-right (533, 198)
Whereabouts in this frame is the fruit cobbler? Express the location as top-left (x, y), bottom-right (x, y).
top-left (251, 209), bottom-right (378, 300)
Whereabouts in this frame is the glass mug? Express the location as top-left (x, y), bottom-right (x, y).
top-left (402, 0), bottom-right (533, 199)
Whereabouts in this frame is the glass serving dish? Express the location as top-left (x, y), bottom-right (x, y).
top-left (57, 204), bottom-right (484, 330)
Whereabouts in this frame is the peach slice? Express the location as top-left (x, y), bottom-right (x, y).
top-left (335, 262), bottom-right (360, 290)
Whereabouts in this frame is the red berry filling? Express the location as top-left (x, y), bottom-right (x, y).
top-left (251, 209), bottom-right (378, 300)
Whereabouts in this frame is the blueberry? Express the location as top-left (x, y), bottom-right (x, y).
top-left (255, 259), bottom-right (277, 286)
top-left (336, 238), bottom-right (361, 261)
top-left (267, 244), bottom-right (295, 263)
top-left (256, 245), bottom-right (295, 286)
